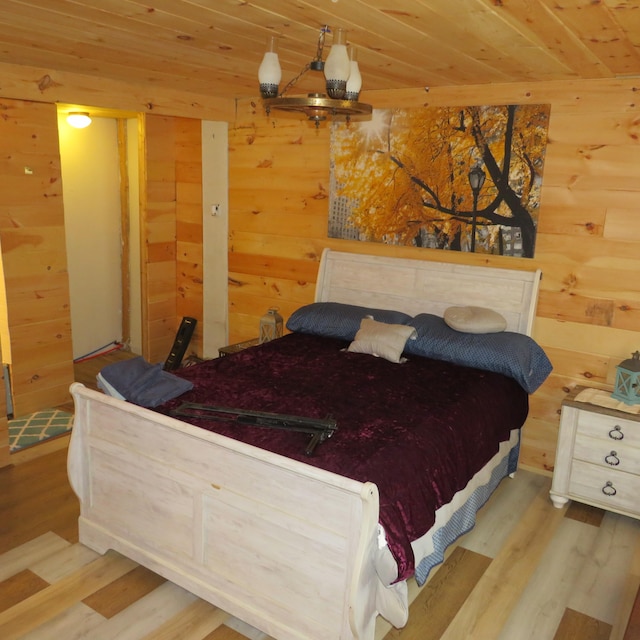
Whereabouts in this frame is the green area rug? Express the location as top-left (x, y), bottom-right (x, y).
top-left (9, 409), bottom-right (74, 452)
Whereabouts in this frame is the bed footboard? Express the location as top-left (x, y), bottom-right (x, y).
top-left (67, 383), bottom-right (383, 640)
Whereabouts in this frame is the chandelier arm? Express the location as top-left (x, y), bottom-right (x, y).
top-left (316, 27), bottom-right (328, 63)
top-left (279, 62), bottom-right (311, 97)
top-left (279, 25), bottom-right (329, 97)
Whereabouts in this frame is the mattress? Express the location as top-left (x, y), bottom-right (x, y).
top-left (158, 332), bottom-right (529, 583)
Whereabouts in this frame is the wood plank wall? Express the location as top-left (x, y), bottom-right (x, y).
top-left (0, 61), bottom-right (234, 123)
top-left (140, 114), bottom-right (178, 363)
top-left (229, 77), bottom-right (640, 475)
top-left (0, 67), bottom-right (636, 477)
top-left (140, 115), bottom-right (204, 365)
top-left (0, 98), bottom-right (74, 417)
top-left (0, 72), bottom-right (217, 466)
top-left (0, 340), bottom-right (8, 466)
top-left (175, 118), bottom-right (204, 357)
top-left (0, 107), bottom-right (204, 465)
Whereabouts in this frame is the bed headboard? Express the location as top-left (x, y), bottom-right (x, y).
top-left (315, 249), bottom-right (542, 336)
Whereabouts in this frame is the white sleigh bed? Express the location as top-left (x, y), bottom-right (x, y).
top-left (67, 249), bottom-right (545, 640)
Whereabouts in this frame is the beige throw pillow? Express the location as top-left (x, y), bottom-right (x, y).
top-left (347, 317), bottom-right (417, 363)
top-left (443, 306), bottom-right (507, 334)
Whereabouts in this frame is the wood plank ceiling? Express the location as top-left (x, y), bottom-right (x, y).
top-left (0, 0), bottom-right (639, 102)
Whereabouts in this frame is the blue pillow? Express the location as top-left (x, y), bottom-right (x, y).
top-left (286, 302), bottom-right (412, 341)
top-left (405, 313), bottom-right (552, 393)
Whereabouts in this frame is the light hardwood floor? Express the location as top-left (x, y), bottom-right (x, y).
top-left (1, 354), bottom-right (639, 639)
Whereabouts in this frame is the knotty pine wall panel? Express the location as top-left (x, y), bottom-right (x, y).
top-left (0, 95), bottom-right (205, 457)
top-left (228, 118), bottom-right (334, 341)
top-left (229, 77), bottom-right (640, 475)
top-left (0, 339), bottom-right (7, 467)
top-left (141, 115), bottom-right (204, 364)
top-left (0, 98), bottom-right (74, 416)
top-left (175, 117), bottom-right (203, 358)
top-left (140, 115), bottom-right (178, 363)
top-left (0, 61), bottom-right (234, 122)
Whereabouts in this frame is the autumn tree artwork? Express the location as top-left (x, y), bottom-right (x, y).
top-left (328, 104), bottom-right (551, 258)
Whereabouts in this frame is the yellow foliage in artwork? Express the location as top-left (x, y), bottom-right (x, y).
top-left (329, 104), bottom-right (551, 258)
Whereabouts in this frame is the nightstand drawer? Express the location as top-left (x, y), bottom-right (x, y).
top-left (570, 459), bottom-right (639, 514)
top-left (576, 410), bottom-right (640, 448)
top-left (574, 435), bottom-right (640, 474)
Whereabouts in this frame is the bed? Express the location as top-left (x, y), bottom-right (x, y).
top-left (67, 249), bottom-right (550, 640)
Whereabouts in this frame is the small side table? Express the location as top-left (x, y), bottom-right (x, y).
top-left (218, 338), bottom-right (260, 357)
top-left (550, 385), bottom-right (640, 518)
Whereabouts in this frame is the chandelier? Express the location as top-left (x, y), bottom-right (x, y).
top-left (258, 26), bottom-right (372, 128)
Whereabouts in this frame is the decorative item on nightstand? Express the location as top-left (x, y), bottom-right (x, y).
top-left (259, 307), bottom-right (283, 344)
top-left (612, 351), bottom-right (640, 405)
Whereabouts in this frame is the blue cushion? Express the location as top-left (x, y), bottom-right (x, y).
top-left (286, 302), bottom-right (412, 341)
top-left (405, 314), bottom-right (552, 393)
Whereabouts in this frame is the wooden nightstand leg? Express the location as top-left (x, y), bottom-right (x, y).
top-left (550, 493), bottom-right (569, 509)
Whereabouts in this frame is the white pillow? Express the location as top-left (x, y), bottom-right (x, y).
top-left (443, 306), bottom-right (507, 334)
top-left (347, 317), bottom-right (417, 363)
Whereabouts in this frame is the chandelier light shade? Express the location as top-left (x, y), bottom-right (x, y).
top-left (258, 35), bottom-right (282, 99)
top-left (345, 47), bottom-right (362, 101)
top-left (323, 27), bottom-right (350, 98)
top-left (259, 26), bottom-right (372, 128)
top-left (66, 112), bottom-right (92, 128)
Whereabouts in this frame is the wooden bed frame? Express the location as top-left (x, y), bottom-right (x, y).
top-left (67, 249), bottom-right (542, 640)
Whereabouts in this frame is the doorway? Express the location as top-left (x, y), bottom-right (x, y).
top-left (57, 107), bottom-right (141, 360)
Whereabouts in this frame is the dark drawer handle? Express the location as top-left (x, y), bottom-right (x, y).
top-left (602, 481), bottom-right (617, 497)
top-left (605, 451), bottom-right (620, 466)
top-left (608, 425), bottom-right (624, 441)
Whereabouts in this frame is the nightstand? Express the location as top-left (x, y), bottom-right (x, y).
top-left (218, 338), bottom-right (260, 357)
top-left (550, 386), bottom-right (640, 519)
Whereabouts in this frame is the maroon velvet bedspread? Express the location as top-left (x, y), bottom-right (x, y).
top-left (159, 332), bottom-right (528, 581)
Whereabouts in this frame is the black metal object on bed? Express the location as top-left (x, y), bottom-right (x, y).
top-left (171, 402), bottom-right (338, 456)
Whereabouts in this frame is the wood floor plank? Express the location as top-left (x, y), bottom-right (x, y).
top-left (19, 602), bottom-right (106, 640)
top-left (613, 575), bottom-right (640, 640)
top-left (565, 501), bottom-right (605, 527)
top-left (496, 517), bottom-right (599, 640)
top-left (0, 532), bottom-right (70, 581)
top-left (0, 550), bottom-right (136, 638)
top-left (88, 581), bottom-right (198, 640)
top-left (385, 546), bottom-right (491, 640)
top-left (203, 624), bottom-right (269, 640)
top-left (221, 618), bottom-right (273, 640)
top-left (622, 585), bottom-right (640, 640)
top-left (553, 608), bottom-right (611, 640)
top-left (460, 469), bottom-right (548, 559)
top-left (568, 512), bottom-right (640, 625)
top-left (611, 531), bottom-right (640, 640)
top-left (31, 542), bottom-right (100, 583)
top-left (82, 564), bottom-right (167, 618)
top-left (140, 598), bottom-right (229, 639)
top-left (439, 483), bottom-right (567, 639)
top-left (0, 570), bottom-right (49, 615)
top-left (0, 447), bottom-right (79, 553)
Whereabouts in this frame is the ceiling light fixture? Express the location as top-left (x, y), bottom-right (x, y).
top-left (66, 112), bottom-right (92, 128)
top-left (258, 26), bottom-right (372, 128)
